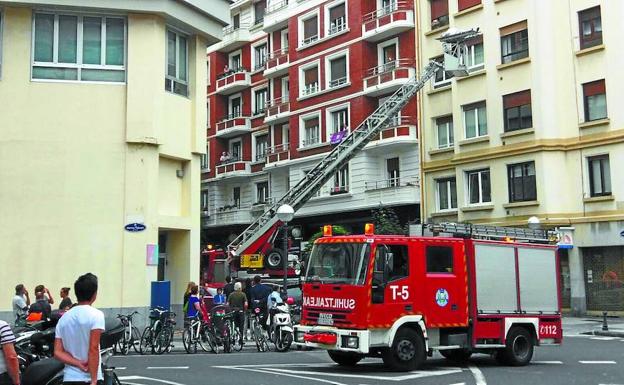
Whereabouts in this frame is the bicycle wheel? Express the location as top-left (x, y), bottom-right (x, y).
top-left (223, 328), bottom-right (231, 353)
top-left (155, 326), bottom-right (172, 355)
top-left (252, 320), bottom-right (264, 352)
top-left (139, 327), bottom-right (152, 355)
top-left (232, 328), bottom-right (244, 352)
top-left (119, 329), bottom-right (130, 355)
top-left (131, 326), bottom-right (141, 353)
top-left (182, 328), bottom-right (195, 354)
top-left (198, 326), bottom-right (214, 353)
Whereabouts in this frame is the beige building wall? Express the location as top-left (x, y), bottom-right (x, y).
top-left (417, 0), bottom-right (624, 314)
top-left (0, 2), bottom-right (227, 318)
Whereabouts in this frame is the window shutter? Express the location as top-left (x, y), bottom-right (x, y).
top-left (330, 57), bottom-right (346, 80)
top-left (305, 117), bottom-right (319, 129)
top-left (503, 90), bottom-right (531, 109)
top-left (458, 0), bottom-right (481, 11)
top-left (303, 17), bottom-right (317, 39)
top-left (583, 79), bottom-right (605, 97)
top-left (330, 4), bottom-right (345, 21)
top-left (465, 34), bottom-right (483, 46)
top-left (500, 20), bottom-right (527, 36)
top-left (304, 67), bottom-right (318, 85)
top-left (430, 0), bottom-right (449, 20)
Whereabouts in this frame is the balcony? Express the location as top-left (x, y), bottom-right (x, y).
top-left (204, 205), bottom-right (253, 227)
top-left (264, 49), bottom-right (289, 78)
top-left (217, 24), bottom-right (252, 52)
top-left (264, 97), bottom-right (291, 124)
top-left (214, 159), bottom-right (252, 180)
top-left (365, 116), bottom-right (418, 153)
top-left (264, 143), bottom-right (291, 168)
top-left (263, 0), bottom-right (290, 32)
top-left (362, 1), bottom-right (415, 42)
top-left (216, 68), bottom-right (251, 95)
top-left (363, 59), bottom-right (416, 96)
top-left (328, 185), bottom-right (349, 196)
top-left (216, 114), bottom-right (251, 138)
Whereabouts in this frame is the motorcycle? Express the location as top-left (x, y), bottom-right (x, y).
top-left (21, 318), bottom-right (124, 385)
top-left (15, 314), bottom-right (60, 373)
top-left (267, 297), bottom-right (294, 352)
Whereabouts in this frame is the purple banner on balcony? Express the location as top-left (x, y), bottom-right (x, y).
top-left (330, 130), bottom-right (347, 145)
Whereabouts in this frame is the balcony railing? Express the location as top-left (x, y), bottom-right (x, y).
top-left (328, 76), bottom-right (348, 88)
top-left (223, 23), bottom-right (250, 35)
top-left (363, 59), bottom-right (415, 94)
top-left (266, 0), bottom-right (288, 15)
top-left (301, 83), bottom-right (320, 97)
top-left (301, 35), bottom-right (319, 47)
top-left (265, 49), bottom-right (289, 74)
top-left (265, 143), bottom-right (290, 164)
top-left (365, 176), bottom-right (419, 191)
top-left (216, 68), bottom-right (251, 94)
top-left (215, 160), bottom-right (251, 177)
top-left (216, 113), bottom-right (251, 137)
top-left (265, 97), bottom-right (290, 121)
top-left (329, 184), bottom-right (349, 195)
top-left (363, 1), bottom-right (414, 40)
top-left (301, 135), bottom-right (321, 148)
top-left (328, 17), bottom-right (347, 35)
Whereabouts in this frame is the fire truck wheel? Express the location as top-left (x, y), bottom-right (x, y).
top-left (498, 326), bottom-right (534, 366)
top-left (327, 351), bottom-right (364, 366)
top-left (382, 328), bottom-right (426, 372)
top-left (266, 248), bottom-right (284, 269)
top-left (439, 349), bottom-right (472, 362)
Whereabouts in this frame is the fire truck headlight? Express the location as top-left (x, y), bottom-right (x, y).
top-left (295, 331), bottom-right (305, 343)
top-left (342, 336), bottom-right (359, 349)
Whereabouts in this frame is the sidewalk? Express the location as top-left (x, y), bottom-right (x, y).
top-left (563, 316), bottom-right (624, 337)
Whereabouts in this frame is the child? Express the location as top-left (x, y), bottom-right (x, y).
top-left (213, 287), bottom-right (226, 305)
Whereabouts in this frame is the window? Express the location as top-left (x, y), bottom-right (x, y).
top-left (328, 2), bottom-right (347, 35)
top-left (426, 246), bottom-right (453, 274)
top-left (329, 108), bottom-right (348, 134)
top-left (436, 116), bottom-right (454, 149)
top-left (32, 13), bottom-right (126, 82)
top-left (463, 35), bottom-right (484, 71)
top-left (507, 161), bottom-right (536, 202)
top-left (467, 169), bottom-right (491, 204)
top-left (302, 116), bottom-right (320, 147)
top-left (430, 0), bottom-right (449, 28)
top-left (579, 6), bottom-right (602, 49)
top-left (253, 43), bottom-right (267, 71)
top-left (301, 14), bottom-right (319, 46)
top-left (463, 102), bottom-right (487, 138)
top-left (256, 181), bottom-right (269, 203)
top-left (255, 134), bottom-right (268, 162)
top-left (328, 55), bottom-right (347, 88)
top-left (583, 80), bottom-right (607, 122)
top-left (201, 191), bottom-right (209, 211)
top-left (588, 155), bottom-right (611, 197)
top-left (200, 153), bottom-right (208, 169)
top-left (254, 0), bottom-right (266, 25)
top-left (230, 53), bottom-right (241, 71)
top-left (503, 90), bottom-right (532, 131)
top-left (433, 56), bottom-right (453, 88)
top-left (232, 14), bottom-right (240, 30)
top-left (254, 88), bottom-right (268, 115)
top-left (233, 187), bottom-right (241, 208)
top-left (165, 29), bottom-right (188, 96)
top-left (500, 21), bottom-right (528, 64)
top-left (387, 157), bottom-right (400, 187)
top-left (377, 40), bottom-right (398, 73)
top-left (436, 177), bottom-right (457, 211)
top-left (458, 0), bottom-right (481, 12)
top-left (374, 244), bottom-right (409, 281)
top-left (331, 165), bottom-right (349, 194)
top-left (301, 64), bottom-right (319, 96)
top-left (229, 95), bottom-right (242, 118)
top-left (230, 140), bottom-right (242, 161)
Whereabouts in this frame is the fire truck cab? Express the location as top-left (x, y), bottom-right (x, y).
top-left (294, 223), bottom-right (562, 371)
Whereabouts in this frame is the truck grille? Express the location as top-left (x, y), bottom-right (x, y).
top-left (304, 307), bottom-right (352, 326)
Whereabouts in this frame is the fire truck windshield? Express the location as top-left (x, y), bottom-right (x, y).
top-left (305, 243), bottom-right (370, 285)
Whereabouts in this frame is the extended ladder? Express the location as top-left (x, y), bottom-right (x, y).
top-left (423, 222), bottom-right (557, 244)
top-left (228, 29), bottom-right (481, 257)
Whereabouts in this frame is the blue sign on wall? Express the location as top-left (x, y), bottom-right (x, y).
top-left (620, 230), bottom-right (624, 238)
top-left (125, 223), bottom-right (146, 232)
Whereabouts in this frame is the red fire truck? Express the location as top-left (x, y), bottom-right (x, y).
top-left (293, 223), bottom-right (562, 371)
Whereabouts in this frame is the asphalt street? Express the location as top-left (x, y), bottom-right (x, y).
top-left (109, 334), bottom-right (624, 385)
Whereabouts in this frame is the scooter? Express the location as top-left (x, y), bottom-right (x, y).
top-left (267, 297), bottom-right (294, 352)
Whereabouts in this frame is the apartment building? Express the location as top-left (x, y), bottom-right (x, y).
top-left (203, 0), bottom-right (420, 244)
top-left (418, 0), bottom-right (624, 314)
top-left (0, 0), bottom-right (229, 320)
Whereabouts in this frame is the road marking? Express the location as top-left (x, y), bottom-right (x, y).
top-left (119, 375), bottom-right (187, 385)
top-left (591, 336), bottom-right (618, 341)
top-left (225, 367), bottom-right (348, 385)
top-left (468, 365), bottom-right (487, 385)
top-left (578, 360), bottom-right (617, 364)
top-left (449, 383), bottom-right (466, 385)
top-left (146, 366), bottom-right (189, 370)
top-left (531, 361), bottom-right (563, 364)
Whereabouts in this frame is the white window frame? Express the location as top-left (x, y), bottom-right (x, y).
top-left (228, 49), bottom-right (242, 71)
top-left (585, 152), bottom-right (612, 197)
top-left (281, 77), bottom-right (290, 102)
top-left (229, 138), bottom-right (242, 161)
top-left (280, 29), bottom-right (289, 51)
top-left (432, 56), bottom-right (452, 88)
top-left (299, 110), bottom-right (322, 148)
top-left (255, 180), bottom-right (270, 204)
top-left (252, 130), bottom-right (269, 163)
top-left (463, 102), bottom-right (487, 139)
top-left (325, 49), bottom-right (350, 89)
top-left (165, 27), bottom-right (189, 96)
top-left (435, 177), bottom-right (457, 212)
top-left (251, 39), bottom-right (268, 72)
top-left (251, 85), bottom-right (268, 116)
top-left (377, 37), bottom-right (399, 69)
top-left (207, 99), bottom-right (210, 127)
top-left (282, 123), bottom-right (290, 146)
top-left (30, 12), bottom-right (127, 84)
top-left (201, 190), bottom-right (209, 211)
top-left (465, 42), bottom-right (484, 71)
top-left (298, 8), bottom-right (320, 48)
top-left (331, 164), bottom-right (350, 194)
top-left (228, 93), bottom-right (243, 118)
top-left (465, 168), bottom-right (491, 205)
top-left (324, 0), bottom-right (348, 36)
top-left (325, 102), bottom-right (350, 140)
top-left (298, 59), bottom-right (321, 97)
top-left (436, 116), bottom-right (454, 149)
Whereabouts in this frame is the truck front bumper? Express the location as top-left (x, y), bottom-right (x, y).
top-left (293, 325), bottom-right (371, 354)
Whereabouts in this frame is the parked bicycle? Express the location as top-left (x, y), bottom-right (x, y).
top-left (209, 305), bottom-right (232, 353)
top-left (226, 309), bottom-right (244, 352)
top-left (250, 305), bottom-right (270, 352)
top-left (182, 315), bottom-right (216, 354)
top-left (115, 311), bottom-right (140, 355)
top-left (139, 307), bottom-right (176, 355)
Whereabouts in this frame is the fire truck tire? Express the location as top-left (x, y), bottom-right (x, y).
top-left (382, 328), bottom-right (426, 372)
top-left (497, 326), bottom-right (534, 366)
top-left (327, 351), bottom-right (364, 366)
top-left (266, 248), bottom-right (284, 269)
top-left (439, 349), bottom-right (472, 362)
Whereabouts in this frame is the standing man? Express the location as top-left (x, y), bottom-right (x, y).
top-left (54, 273), bottom-right (104, 385)
top-left (0, 319), bottom-right (20, 385)
top-left (11, 284), bottom-right (30, 326)
top-left (223, 276), bottom-right (235, 299)
top-left (227, 282), bottom-right (248, 345)
top-left (34, 285), bottom-right (55, 306)
top-left (59, 287), bottom-right (73, 311)
top-left (28, 291), bottom-right (52, 321)
top-left (250, 276), bottom-right (272, 329)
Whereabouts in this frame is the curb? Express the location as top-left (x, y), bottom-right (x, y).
top-left (592, 330), bottom-right (624, 338)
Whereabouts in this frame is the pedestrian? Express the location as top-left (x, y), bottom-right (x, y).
top-left (183, 281), bottom-right (196, 316)
top-left (54, 273), bottom-right (104, 385)
top-left (243, 278), bottom-right (253, 339)
top-left (212, 287), bottom-right (226, 306)
top-left (0, 318), bottom-right (20, 385)
top-left (250, 276), bottom-right (272, 329)
top-left (28, 288), bottom-right (52, 321)
top-left (186, 285), bottom-right (201, 318)
top-left (59, 287), bottom-right (73, 311)
top-left (223, 276), bottom-right (235, 298)
top-left (227, 282), bottom-right (247, 345)
top-left (11, 284), bottom-right (30, 326)
top-left (34, 284), bottom-right (55, 305)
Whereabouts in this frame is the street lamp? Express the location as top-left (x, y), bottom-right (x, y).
top-left (528, 216), bottom-right (540, 230)
top-left (276, 204), bottom-right (295, 295)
